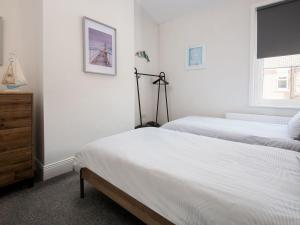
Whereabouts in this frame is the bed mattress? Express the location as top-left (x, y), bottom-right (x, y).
top-left (162, 116), bottom-right (300, 152)
top-left (74, 128), bottom-right (300, 225)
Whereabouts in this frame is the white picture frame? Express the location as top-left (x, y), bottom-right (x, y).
top-left (186, 44), bottom-right (206, 70)
top-left (83, 17), bottom-right (116, 75)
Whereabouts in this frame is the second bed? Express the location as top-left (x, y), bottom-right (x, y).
top-left (162, 114), bottom-right (300, 152)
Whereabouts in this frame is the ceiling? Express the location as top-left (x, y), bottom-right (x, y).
top-left (137, 0), bottom-right (212, 24)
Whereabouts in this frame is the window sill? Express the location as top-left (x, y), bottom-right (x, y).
top-left (249, 102), bottom-right (300, 110)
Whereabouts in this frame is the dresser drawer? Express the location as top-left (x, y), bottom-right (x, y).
top-left (0, 164), bottom-right (33, 187)
top-left (0, 95), bottom-right (32, 112)
top-left (15, 169), bottom-right (34, 181)
top-left (0, 173), bottom-right (14, 187)
top-left (0, 147), bottom-right (33, 186)
top-left (0, 111), bottom-right (32, 130)
top-left (0, 94), bottom-right (32, 104)
top-left (0, 160), bottom-right (32, 174)
top-left (0, 127), bottom-right (32, 152)
top-left (0, 147), bottom-right (32, 165)
top-left (0, 103), bottom-right (32, 112)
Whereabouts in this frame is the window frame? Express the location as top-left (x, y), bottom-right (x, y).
top-left (249, 0), bottom-right (300, 109)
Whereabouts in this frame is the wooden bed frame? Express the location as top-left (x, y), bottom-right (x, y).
top-left (80, 168), bottom-right (174, 225)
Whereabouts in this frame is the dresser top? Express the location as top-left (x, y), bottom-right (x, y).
top-left (0, 90), bottom-right (33, 95)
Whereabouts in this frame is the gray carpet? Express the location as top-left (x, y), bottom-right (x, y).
top-left (0, 172), bottom-right (144, 225)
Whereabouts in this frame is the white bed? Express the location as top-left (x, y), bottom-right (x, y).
top-left (162, 115), bottom-right (300, 152)
top-left (75, 128), bottom-right (300, 225)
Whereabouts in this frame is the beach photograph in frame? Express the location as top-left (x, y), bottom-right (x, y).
top-left (186, 44), bottom-right (206, 70)
top-left (83, 17), bottom-right (116, 75)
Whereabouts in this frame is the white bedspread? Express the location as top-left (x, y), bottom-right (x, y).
top-left (74, 128), bottom-right (300, 225)
top-left (162, 116), bottom-right (300, 152)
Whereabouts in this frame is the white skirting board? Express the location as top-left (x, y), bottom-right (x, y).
top-left (36, 157), bottom-right (75, 181)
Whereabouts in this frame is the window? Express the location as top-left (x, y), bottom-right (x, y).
top-left (250, 0), bottom-right (300, 108)
top-left (262, 55), bottom-right (300, 98)
top-left (277, 75), bottom-right (288, 90)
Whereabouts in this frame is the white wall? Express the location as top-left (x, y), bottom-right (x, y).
top-left (3, 0), bottom-right (296, 178)
top-left (0, 0), bottom-right (42, 96)
top-left (159, 0), bottom-right (298, 123)
top-left (0, 0), bottom-right (43, 162)
top-left (43, 0), bottom-right (135, 165)
top-left (134, 2), bottom-right (160, 126)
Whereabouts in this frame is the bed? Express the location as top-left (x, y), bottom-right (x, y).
top-left (75, 127), bottom-right (300, 225)
top-left (162, 114), bottom-right (300, 152)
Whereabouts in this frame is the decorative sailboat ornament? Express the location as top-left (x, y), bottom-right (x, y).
top-left (1, 54), bottom-right (27, 89)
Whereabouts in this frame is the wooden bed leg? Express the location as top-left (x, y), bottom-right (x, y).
top-left (80, 169), bottom-right (85, 199)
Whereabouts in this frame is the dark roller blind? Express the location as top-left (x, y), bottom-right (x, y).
top-left (257, 0), bottom-right (300, 59)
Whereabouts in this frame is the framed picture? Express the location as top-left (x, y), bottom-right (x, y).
top-left (186, 44), bottom-right (206, 70)
top-left (83, 17), bottom-right (116, 75)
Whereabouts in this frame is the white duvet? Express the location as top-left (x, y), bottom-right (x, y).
top-left (162, 116), bottom-right (300, 152)
top-left (74, 128), bottom-right (300, 225)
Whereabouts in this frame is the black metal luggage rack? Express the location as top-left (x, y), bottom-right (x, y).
top-left (135, 68), bottom-right (170, 129)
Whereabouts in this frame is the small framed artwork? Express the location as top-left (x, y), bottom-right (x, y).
top-left (186, 44), bottom-right (206, 70)
top-left (83, 17), bottom-right (116, 75)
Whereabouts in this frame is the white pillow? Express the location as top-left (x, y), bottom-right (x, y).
top-left (288, 111), bottom-right (300, 140)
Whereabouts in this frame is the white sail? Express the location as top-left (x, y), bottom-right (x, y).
top-left (14, 58), bottom-right (27, 86)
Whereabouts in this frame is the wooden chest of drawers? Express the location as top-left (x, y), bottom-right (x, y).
top-left (0, 92), bottom-right (34, 188)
